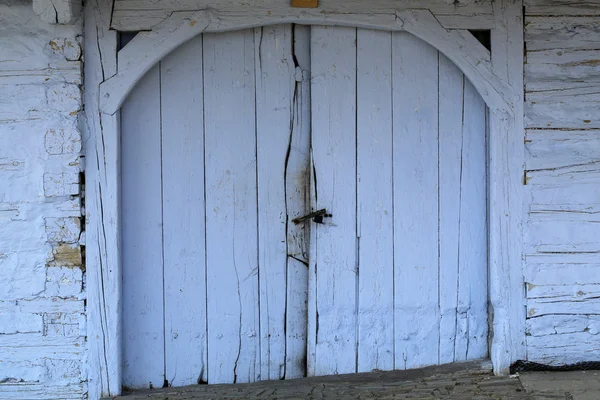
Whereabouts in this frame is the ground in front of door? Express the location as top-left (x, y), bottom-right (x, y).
top-left (110, 362), bottom-right (600, 400)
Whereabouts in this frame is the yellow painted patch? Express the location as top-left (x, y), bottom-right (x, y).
top-left (291, 0), bottom-right (318, 8)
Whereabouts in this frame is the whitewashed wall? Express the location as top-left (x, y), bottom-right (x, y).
top-left (524, 0), bottom-right (600, 364)
top-left (0, 0), bottom-right (86, 398)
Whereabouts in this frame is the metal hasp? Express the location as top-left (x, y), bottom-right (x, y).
top-left (292, 209), bottom-right (331, 224)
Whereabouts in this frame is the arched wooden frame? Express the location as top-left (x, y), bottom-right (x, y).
top-left (84, 0), bottom-right (525, 398)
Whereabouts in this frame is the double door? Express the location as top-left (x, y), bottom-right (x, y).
top-left (121, 24), bottom-right (488, 389)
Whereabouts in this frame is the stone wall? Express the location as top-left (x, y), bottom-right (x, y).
top-left (524, 0), bottom-right (600, 364)
top-left (0, 0), bottom-right (86, 398)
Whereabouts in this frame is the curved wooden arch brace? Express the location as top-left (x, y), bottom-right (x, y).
top-left (398, 10), bottom-right (515, 116)
top-left (99, 9), bottom-right (513, 116)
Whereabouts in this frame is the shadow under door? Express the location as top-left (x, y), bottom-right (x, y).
top-left (121, 24), bottom-right (488, 389)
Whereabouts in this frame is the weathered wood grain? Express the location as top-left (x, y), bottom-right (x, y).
top-left (160, 36), bottom-right (208, 387)
top-left (310, 25), bottom-right (358, 376)
top-left (356, 28), bottom-right (394, 373)
top-left (392, 31), bottom-right (440, 370)
top-left (525, 263), bottom-right (600, 287)
top-left (526, 49), bottom-right (600, 92)
top-left (203, 29), bottom-right (260, 384)
top-left (525, 130), bottom-right (600, 171)
top-left (527, 331), bottom-right (600, 365)
top-left (455, 78), bottom-right (488, 362)
top-left (525, 87), bottom-right (600, 129)
top-left (255, 24), bottom-right (295, 381)
top-left (525, 17), bottom-right (600, 51)
top-left (526, 220), bottom-right (600, 254)
top-left (285, 24), bottom-right (311, 380)
top-left (526, 314), bottom-right (600, 337)
top-left (525, 0), bottom-right (600, 16)
top-left (438, 55), bottom-right (465, 366)
top-left (84, 0), bottom-right (122, 397)
top-left (121, 64), bottom-right (165, 389)
top-left (488, 0), bottom-right (526, 373)
top-left (528, 283), bottom-right (600, 300)
top-left (111, 0), bottom-right (494, 31)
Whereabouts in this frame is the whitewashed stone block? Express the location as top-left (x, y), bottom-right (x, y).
top-left (0, 311), bottom-right (43, 334)
top-left (48, 38), bottom-right (82, 61)
top-left (45, 217), bottom-right (81, 243)
top-left (0, 254), bottom-right (46, 300)
top-left (46, 83), bottom-right (82, 114)
top-left (44, 313), bottom-right (81, 337)
top-left (43, 172), bottom-right (79, 197)
top-left (44, 359), bottom-right (81, 383)
top-left (44, 266), bottom-right (83, 298)
top-left (45, 128), bottom-right (81, 155)
top-left (0, 360), bottom-right (46, 383)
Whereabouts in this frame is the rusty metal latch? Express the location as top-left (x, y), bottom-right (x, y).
top-left (292, 209), bottom-right (332, 225)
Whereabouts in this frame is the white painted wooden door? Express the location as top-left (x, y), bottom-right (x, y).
top-left (121, 25), bottom-right (488, 389)
top-left (121, 26), bottom-right (312, 389)
top-left (308, 27), bottom-right (489, 375)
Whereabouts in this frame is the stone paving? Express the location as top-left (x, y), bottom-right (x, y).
top-left (110, 362), bottom-right (600, 400)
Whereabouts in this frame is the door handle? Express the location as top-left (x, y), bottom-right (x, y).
top-left (292, 209), bottom-right (332, 225)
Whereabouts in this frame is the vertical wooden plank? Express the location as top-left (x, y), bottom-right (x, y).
top-left (455, 78), bottom-right (488, 361)
top-left (285, 24), bottom-right (312, 380)
top-left (437, 55), bottom-right (464, 365)
top-left (310, 25), bottom-right (357, 376)
top-left (356, 29), bottom-right (394, 373)
top-left (84, 0), bottom-right (121, 396)
top-left (121, 64), bottom-right (164, 389)
top-left (489, 0), bottom-right (526, 373)
top-left (392, 32), bottom-right (440, 370)
top-left (306, 151), bottom-right (318, 377)
top-left (255, 25), bottom-right (295, 381)
top-left (161, 36), bottom-right (208, 386)
top-left (203, 29), bottom-right (260, 384)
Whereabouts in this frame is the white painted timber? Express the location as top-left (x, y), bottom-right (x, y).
top-left (110, 0), bottom-right (495, 31)
top-left (525, 130), bottom-right (600, 171)
top-left (397, 10), bottom-right (514, 117)
top-left (86, 1), bottom-right (528, 394)
top-left (160, 36), bottom-right (208, 387)
top-left (437, 56), bottom-right (489, 365)
top-left (356, 28), bottom-right (394, 373)
top-left (100, 9), bottom-right (511, 119)
top-left (526, 48), bottom-right (600, 92)
top-left (525, 0), bottom-right (600, 15)
top-left (527, 332), bottom-right (600, 365)
top-left (309, 25), bottom-right (358, 376)
top-left (438, 54), bottom-right (466, 366)
top-left (455, 78), bottom-right (488, 361)
top-left (487, 0), bottom-right (526, 374)
top-left (121, 64), bottom-right (165, 389)
top-left (203, 29), bottom-right (260, 384)
top-left (255, 24), bottom-right (295, 381)
top-left (392, 31), bottom-right (440, 370)
top-left (84, 0), bottom-right (122, 397)
top-left (285, 24), bottom-right (312, 380)
top-left (525, 87), bottom-right (600, 129)
top-left (100, 10), bottom-right (210, 115)
top-left (525, 17), bottom-right (600, 51)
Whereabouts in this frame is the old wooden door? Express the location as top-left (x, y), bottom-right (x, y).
top-left (121, 26), bottom-right (312, 389)
top-left (307, 27), bottom-right (489, 375)
top-left (121, 24), bottom-right (488, 389)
